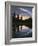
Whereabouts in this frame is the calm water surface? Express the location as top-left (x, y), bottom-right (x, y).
top-left (15, 25), bottom-right (32, 38)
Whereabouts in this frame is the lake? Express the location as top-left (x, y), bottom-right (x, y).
top-left (14, 25), bottom-right (32, 38)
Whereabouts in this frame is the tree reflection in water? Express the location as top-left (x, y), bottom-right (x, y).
top-left (12, 13), bottom-right (32, 38)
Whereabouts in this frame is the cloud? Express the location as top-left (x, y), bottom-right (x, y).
top-left (19, 8), bottom-right (32, 15)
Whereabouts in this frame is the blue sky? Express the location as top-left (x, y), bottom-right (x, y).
top-left (11, 6), bottom-right (33, 16)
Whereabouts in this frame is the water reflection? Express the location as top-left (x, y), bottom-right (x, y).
top-left (12, 13), bottom-right (32, 38)
top-left (15, 25), bottom-right (32, 38)
top-left (19, 25), bottom-right (29, 32)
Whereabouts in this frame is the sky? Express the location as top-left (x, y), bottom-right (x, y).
top-left (11, 6), bottom-right (33, 16)
top-left (15, 15), bottom-right (30, 20)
